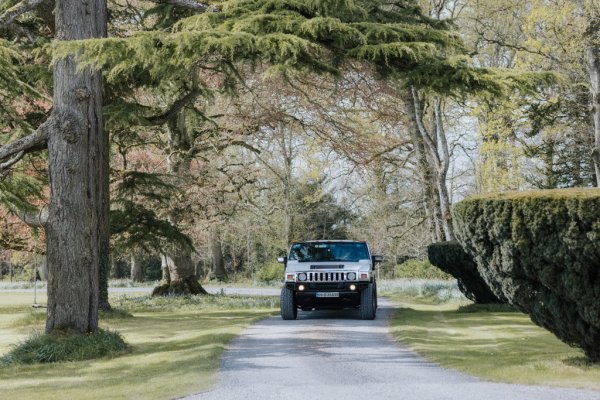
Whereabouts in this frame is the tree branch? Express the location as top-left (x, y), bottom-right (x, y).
top-left (148, 0), bottom-right (209, 12)
top-left (147, 89), bottom-right (200, 126)
top-left (411, 86), bottom-right (441, 167)
top-left (0, 150), bottom-right (24, 169)
top-left (0, 118), bottom-right (51, 175)
top-left (0, 0), bottom-right (45, 31)
top-left (17, 206), bottom-right (48, 228)
top-left (0, 117), bottom-right (53, 162)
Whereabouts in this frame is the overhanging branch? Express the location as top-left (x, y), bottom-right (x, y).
top-left (148, 0), bottom-right (209, 12)
top-left (148, 89), bottom-right (200, 126)
top-left (0, 117), bottom-right (51, 175)
top-left (0, 0), bottom-right (45, 30)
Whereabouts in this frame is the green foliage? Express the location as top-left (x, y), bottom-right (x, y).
top-left (0, 329), bottom-right (129, 365)
top-left (0, 38), bottom-right (48, 130)
top-left (427, 241), bottom-right (502, 304)
top-left (255, 262), bottom-right (283, 283)
top-left (394, 258), bottom-right (452, 280)
top-left (56, 0), bottom-right (542, 97)
top-left (110, 171), bottom-right (193, 254)
top-left (290, 179), bottom-right (353, 241)
top-left (0, 165), bottom-right (46, 226)
top-left (453, 188), bottom-right (600, 361)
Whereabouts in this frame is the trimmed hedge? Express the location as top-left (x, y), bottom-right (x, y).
top-left (453, 189), bottom-right (600, 361)
top-left (427, 241), bottom-right (503, 304)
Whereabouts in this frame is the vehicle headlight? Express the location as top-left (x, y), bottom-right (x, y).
top-left (347, 272), bottom-right (357, 281)
top-left (297, 273), bottom-right (307, 282)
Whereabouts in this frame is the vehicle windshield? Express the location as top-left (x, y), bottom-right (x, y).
top-left (289, 242), bottom-right (369, 262)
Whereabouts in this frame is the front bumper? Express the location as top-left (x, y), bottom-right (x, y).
top-left (284, 282), bottom-right (369, 309)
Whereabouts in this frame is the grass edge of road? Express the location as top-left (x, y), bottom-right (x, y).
top-left (386, 294), bottom-right (600, 391)
top-left (0, 291), bottom-right (278, 400)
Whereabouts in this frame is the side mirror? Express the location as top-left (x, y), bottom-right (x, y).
top-left (372, 255), bottom-right (383, 264)
top-left (277, 256), bottom-right (287, 264)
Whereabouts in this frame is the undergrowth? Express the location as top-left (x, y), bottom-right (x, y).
top-left (1, 329), bottom-right (129, 365)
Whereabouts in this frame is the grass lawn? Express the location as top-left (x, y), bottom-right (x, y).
top-left (388, 293), bottom-right (600, 390)
top-left (0, 291), bottom-right (277, 400)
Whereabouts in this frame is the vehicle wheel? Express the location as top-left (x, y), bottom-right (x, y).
top-left (280, 287), bottom-right (298, 320)
top-left (360, 283), bottom-right (376, 320)
top-left (373, 281), bottom-right (378, 310)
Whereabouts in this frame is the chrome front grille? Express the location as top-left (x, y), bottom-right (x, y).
top-left (306, 272), bottom-right (349, 282)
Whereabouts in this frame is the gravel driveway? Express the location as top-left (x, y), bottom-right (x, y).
top-left (184, 299), bottom-right (600, 400)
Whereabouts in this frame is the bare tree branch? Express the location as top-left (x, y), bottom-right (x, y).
top-left (0, 0), bottom-right (45, 30)
top-left (148, 89), bottom-right (200, 126)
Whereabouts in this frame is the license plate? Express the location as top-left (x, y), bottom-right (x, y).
top-left (316, 292), bottom-right (339, 298)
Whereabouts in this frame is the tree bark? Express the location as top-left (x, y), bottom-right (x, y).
top-left (210, 226), bottom-right (227, 281)
top-left (160, 254), bottom-right (170, 284)
top-left (130, 254), bottom-right (142, 282)
top-left (151, 109), bottom-right (207, 296)
top-left (432, 98), bottom-right (455, 241)
top-left (588, 44), bottom-right (600, 186)
top-left (152, 250), bottom-right (207, 295)
top-left (407, 88), bottom-right (454, 240)
top-left (46, 0), bottom-right (108, 333)
top-left (40, 254), bottom-right (47, 281)
top-left (401, 89), bottom-right (445, 242)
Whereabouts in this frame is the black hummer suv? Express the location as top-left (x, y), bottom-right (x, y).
top-left (278, 240), bottom-right (382, 320)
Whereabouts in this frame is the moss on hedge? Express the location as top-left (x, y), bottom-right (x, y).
top-left (453, 188), bottom-right (600, 361)
top-left (427, 241), bottom-right (503, 304)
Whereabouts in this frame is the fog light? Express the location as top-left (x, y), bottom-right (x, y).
top-left (349, 284), bottom-right (356, 291)
top-left (298, 285), bottom-right (305, 291)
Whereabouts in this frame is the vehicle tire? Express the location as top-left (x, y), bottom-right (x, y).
top-left (373, 281), bottom-right (378, 310)
top-left (360, 283), bottom-right (376, 320)
top-left (280, 287), bottom-right (298, 320)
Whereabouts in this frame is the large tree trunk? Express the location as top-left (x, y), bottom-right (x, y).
top-left (160, 254), bottom-right (170, 284)
top-left (401, 89), bottom-right (444, 242)
top-left (152, 110), bottom-right (207, 296)
top-left (432, 98), bottom-right (455, 241)
top-left (40, 255), bottom-right (47, 281)
top-left (130, 254), bottom-right (142, 282)
top-left (152, 249), bottom-right (207, 295)
top-left (588, 44), bottom-right (600, 186)
top-left (46, 0), bottom-right (107, 333)
top-left (210, 226), bottom-right (227, 281)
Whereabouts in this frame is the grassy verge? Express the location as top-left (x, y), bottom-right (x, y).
top-left (0, 291), bottom-right (277, 400)
top-left (388, 290), bottom-right (600, 390)
top-left (0, 279), bottom-right (283, 290)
